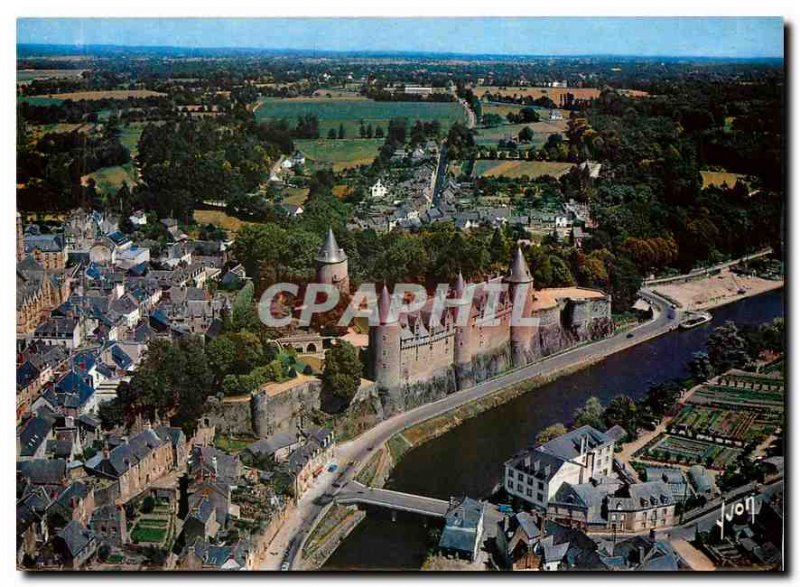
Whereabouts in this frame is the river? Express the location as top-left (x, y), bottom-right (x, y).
top-left (323, 289), bottom-right (784, 570)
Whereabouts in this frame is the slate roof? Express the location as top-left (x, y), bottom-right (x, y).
top-left (245, 431), bottom-right (298, 458)
top-left (25, 233), bottom-right (65, 254)
top-left (316, 228), bottom-right (347, 264)
top-left (439, 497), bottom-right (485, 555)
top-left (18, 458), bottom-right (67, 486)
top-left (57, 520), bottom-right (95, 557)
top-left (18, 413), bottom-right (56, 457)
top-left (17, 361), bottom-right (40, 391)
top-left (538, 425), bottom-right (614, 461)
top-left (506, 247), bottom-right (533, 283)
top-left (86, 429), bottom-right (165, 479)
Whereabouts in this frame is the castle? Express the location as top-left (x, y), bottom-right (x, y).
top-left (316, 231), bottom-right (614, 403)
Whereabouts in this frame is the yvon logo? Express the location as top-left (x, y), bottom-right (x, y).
top-left (715, 495), bottom-right (756, 539)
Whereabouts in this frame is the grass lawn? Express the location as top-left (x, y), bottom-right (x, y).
top-left (296, 138), bottom-right (383, 171)
top-left (255, 97), bottom-right (466, 137)
top-left (86, 162), bottom-right (138, 195)
top-left (214, 434), bottom-right (255, 454)
top-left (193, 209), bottom-right (252, 233)
top-left (119, 123), bottom-right (149, 156)
top-left (131, 525), bottom-right (167, 544)
top-left (701, 170), bottom-right (746, 189)
top-left (284, 186), bottom-right (310, 206)
top-left (474, 159), bottom-right (574, 179)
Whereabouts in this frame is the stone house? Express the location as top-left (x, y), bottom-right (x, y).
top-left (54, 521), bottom-right (98, 568)
top-left (89, 504), bottom-right (128, 546)
top-left (84, 428), bottom-right (173, 503)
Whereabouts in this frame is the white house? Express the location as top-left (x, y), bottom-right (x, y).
top-left (371, 179), bottom-right (388, 200)
top-left (504, 426), bottom-right (615, 511)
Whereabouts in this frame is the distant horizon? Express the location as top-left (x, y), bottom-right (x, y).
top-left (17, 17), bottom-right (784, 60)
top-left (16, 42), bottom-right (785, 62)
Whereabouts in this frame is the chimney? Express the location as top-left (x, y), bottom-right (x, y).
top-left (638, 546), bottom-right (646, 564)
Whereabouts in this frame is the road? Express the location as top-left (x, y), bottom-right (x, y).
top-left (643, 248), bottom-right (773, 287)
top-left (258, 291), bottom-right (679, 570)
top-left (457, 97), bottom-right (477, 129)
top-left (335, 481), bottom-right (449, 517)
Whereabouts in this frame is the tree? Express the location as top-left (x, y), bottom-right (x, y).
top-left (321, 341), bottom-right (362, 406)
top-left (706, 321), bottom-right (750, 374)
top-left (327, 128), bottom-right (337, 139)
top-left (689, 351), bottom-right (715, 382)
top-left (537, 423), bottom-right (568, 444)
top-left (337, 123), bottom-right (345, 139)
top-left (573, 396), bottom-right (604, 430)
top-left (603, 395), bottom-right (639, 435)
top-left (518, 126), bottom-right (534, 142)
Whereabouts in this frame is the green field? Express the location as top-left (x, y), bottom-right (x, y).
top-left (295, 138), bottom-right (384, 171)
top-left (255, 97), bottom-right (466, 136)
top-left (473, 159), bottom-right (574, 179)
top-left (119, 123), bottom-right (148, 156)
top-left (18, 95), bottom-right (64, 106)
top-left (86, 162), bottom-right (138, 195)
top-left (474, 118), bottom-right (568, 146)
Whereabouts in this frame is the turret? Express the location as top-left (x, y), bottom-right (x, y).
top-left (505, 246), bottom-right (535, 367)
top-left (316, 228), bottom-right (349, 293)
top-left (369, 285), bottom-right (401, 389)
top-left (451, 271), bottom-right (473, 367)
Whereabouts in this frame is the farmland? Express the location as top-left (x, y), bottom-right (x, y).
top-left (473, 85), bottom-right (649, 101)
top-left (193, 209), bottom-right (253, 233)
top-left (296, 138), bottom-right (384, 171)
top-left (27, 89), bottom-right (167, 101)
top-left (254, 97), bottom-right (466, 136)
top-left (474, 119), bottom-right (569, 146)
top-left (17, 69), bottom-right (87, 84)
top-left (473, 159), bottom-right (574, 179)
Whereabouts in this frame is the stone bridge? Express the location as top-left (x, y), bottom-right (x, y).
top-left (334, 481), bottom-right (449, 518)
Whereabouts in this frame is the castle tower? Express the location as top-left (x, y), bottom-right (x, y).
top-left (316, 228), bottom-right (349, 293)
top-left (505, 246), bottom-right (535, 368)
top-left (451, 271), bottom-right (473, 368)
top-left (17, 212), bottom-right (24, 262)
top-left (369, 285), bottom-right (401, 389)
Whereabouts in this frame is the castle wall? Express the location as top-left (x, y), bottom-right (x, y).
top-left (399, 328), bottom-right (454, 385)
top-left (203, 379), bottom-right (323, 438)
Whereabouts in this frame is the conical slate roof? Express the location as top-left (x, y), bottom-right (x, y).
top-left (454, 270), bottom-right (466, 297)
top-left (316, 228), bottom-right (347, 264)
top-left (506, 246), bottom-right (533, 284)
top-left (378, 285), bottom-right (398, 325)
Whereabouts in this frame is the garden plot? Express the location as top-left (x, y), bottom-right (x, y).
top-left (641, 434), bottom-right (741, 470)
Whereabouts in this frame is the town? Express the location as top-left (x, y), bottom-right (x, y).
top-left (16, 17), bottom-right (784, 573)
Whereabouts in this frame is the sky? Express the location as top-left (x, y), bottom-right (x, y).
top-left (17, 17), bottom-right (784, 59)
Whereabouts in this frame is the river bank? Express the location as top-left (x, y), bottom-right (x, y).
top-left (323, 288), bottom-right (784, 570)
top-left (652, 269), bottom-right (783, 312)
